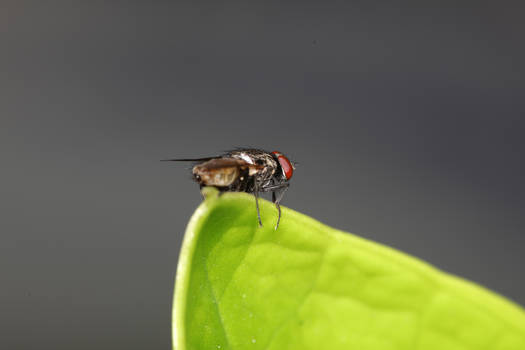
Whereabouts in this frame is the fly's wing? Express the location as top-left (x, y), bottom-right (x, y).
top-left (162, 155), bottom-right (265, 187)
top-left (195, 157), bottom-right (251, 169)
top-left (194, 158), bottom-right (264, 177)
top-left (161, 156), bottom-right (264, 171)
top-left (193, 157), bottom-right (259, 188)
top-left (161, 156), bottom-right (222, 174)
top-left (160, 156), bottom-right (218, 162)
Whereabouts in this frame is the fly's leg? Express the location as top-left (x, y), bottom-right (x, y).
top-left (272, 186), bottom-right (289, 229)
top-left (262, 183), bottom-right (290, 230)
top-left (254, 182), bottom-right (263, 227)
top-left (259, 182), bottom-right (290, 193)
top-left (272, 191), bottom-right (282, 230)
top-left (255, 182), bottom-right (290, 229)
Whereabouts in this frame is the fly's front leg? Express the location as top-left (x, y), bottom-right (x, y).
top-left (272, 186), bottom-right (288, 229)
top-left (254, 182), bottom-right (263, 227)
top-left (272, 191), bottom-right (282, 230)
top-left (262, 183), bottom-right (290, 230)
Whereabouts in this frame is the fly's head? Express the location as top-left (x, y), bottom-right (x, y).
top-left (271, 151), bottom-right (295, 184)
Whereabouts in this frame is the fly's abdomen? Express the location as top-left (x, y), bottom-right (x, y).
top-left (192, 158), bottom-right (243, 187)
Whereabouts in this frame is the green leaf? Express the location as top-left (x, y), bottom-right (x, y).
top-left (173, 188), bottom-right (525, 350)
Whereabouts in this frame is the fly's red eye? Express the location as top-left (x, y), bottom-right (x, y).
top-left (272, 151), bottom-right (293, 180)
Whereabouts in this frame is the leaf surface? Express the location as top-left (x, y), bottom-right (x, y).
top-left (173, 188), bottom-right (525, 350)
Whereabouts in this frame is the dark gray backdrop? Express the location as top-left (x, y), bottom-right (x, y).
top-left (2, 2), bottom-right (524, 349)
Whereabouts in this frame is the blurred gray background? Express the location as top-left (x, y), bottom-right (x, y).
top-left (1, 1), bottom-right (524, 349)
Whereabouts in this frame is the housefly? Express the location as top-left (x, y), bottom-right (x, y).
top-left (162, 148), bottom-right (295, 229)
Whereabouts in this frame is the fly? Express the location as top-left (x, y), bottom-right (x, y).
top-left (162, 148), bottom-right (295, 229)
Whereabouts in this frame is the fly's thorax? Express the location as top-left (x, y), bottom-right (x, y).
top-left (228, 150), bottom-right (278, 183)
